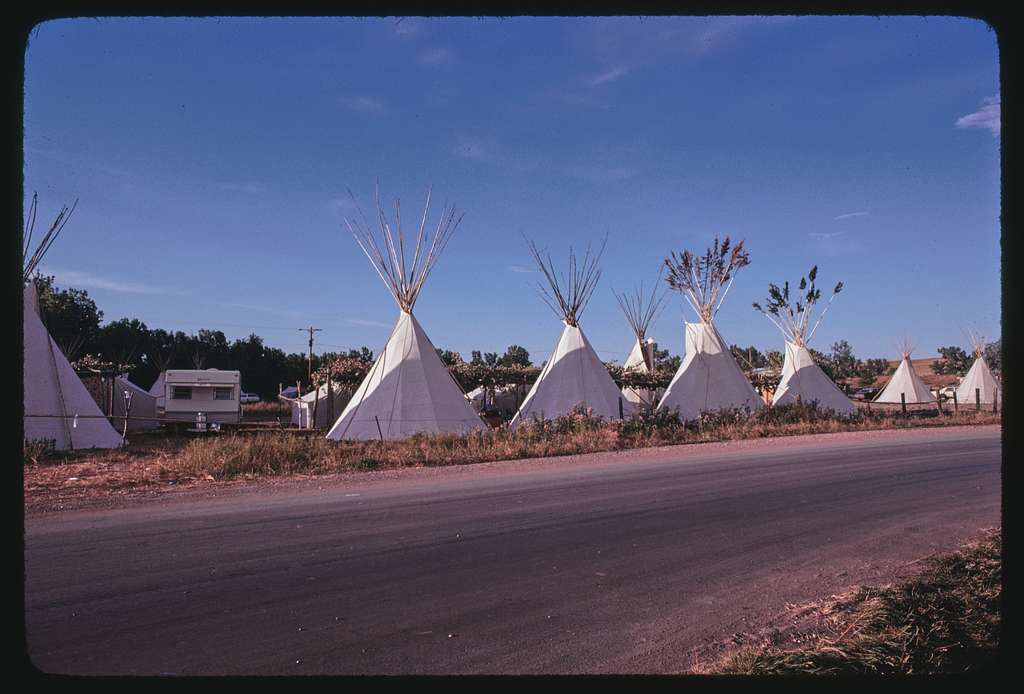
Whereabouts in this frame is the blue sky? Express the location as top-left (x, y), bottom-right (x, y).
top-left (23, 16), bottom-right (1000, 364)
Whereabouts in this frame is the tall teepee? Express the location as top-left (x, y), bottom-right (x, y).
top-left (955, 332), bottom-right (1001, 406)
top-left (510, 238), bottom-right (632, 428)
top-left (873, 339), bottom-right (935, 404)
top-left (657, 237), bottom-right (763, 420)
top-left (614, 270), bottom-right (667, 409)
top-left (753, 266), bottom-right (855, 416)
top-left (22, 194), bottom-right (123, 449)
top-left (326, 186), bottom-right (485, 441)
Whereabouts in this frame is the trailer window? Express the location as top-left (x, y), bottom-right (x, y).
top-left (214, 387), bottom-right (233, 400)
top-left (172, 386), bottom-right (192, 400)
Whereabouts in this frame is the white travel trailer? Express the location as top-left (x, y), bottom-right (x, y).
top-left (158, 369), bottom-right (242, 425)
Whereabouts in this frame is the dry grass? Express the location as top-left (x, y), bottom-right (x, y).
top-left (696, 528), bottom-right (1001, 675)
top-left (24, 404), bottom-right (999, 501)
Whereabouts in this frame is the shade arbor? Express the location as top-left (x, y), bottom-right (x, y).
top-left (22, 195), bottom-right (123, 449)
top-left (325, 186), bottom-right (485, 441)
top-left (657, 237), bottom-right (763, 420)
top-left (752, 266), bottom-right (855, 416)
top-left (510, 238), bottom-right (631, 428)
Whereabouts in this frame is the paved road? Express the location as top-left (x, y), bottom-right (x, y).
top-left (24, 427), bottom-right (1001, 674)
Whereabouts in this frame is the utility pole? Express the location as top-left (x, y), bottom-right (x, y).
top-left (298, 326), bottom-right (323, 386)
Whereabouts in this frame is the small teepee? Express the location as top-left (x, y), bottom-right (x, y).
top-left (955, 333), bottom-right (1001, 406)
top-left (614, 271), bottom-right (667, 409)
top-left (326, 186), bottom-right (485, 441)
top-left (753, 266), bottom-right (855, 416)
top-left (111, 374), bottom-right (160, 431)
top-left (510, 238), bottom-right (631, 428)
top-left (291, 382), bottom-right (350, 429)
top-left (22, 195), bottom-right (123, 449)
top-left (657, 238), bottom-right (763, 420)
top-left (873, 339), bottom-right (935, 404)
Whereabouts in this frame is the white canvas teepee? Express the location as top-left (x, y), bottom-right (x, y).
top-left (112, 374), bottom-right (160, 431)
top-left (955, 334), bottom-right (1001, 406)
top-left (148, 371), bottom-right (166, 409)
top-left (22, 195), bottom-right (123, 449)
top-left (658, 238), bottom-right (762, 420)
top-left (511, 239), bottom-right (631, 428)
top-left (874, 340), bottom-right (935, 404)
top-left (326, 186), bottom-right (485, 441)
top-left (615, 274), bottom-right (666, 409)
top-left (660, 321), bottom-right (764, 419)
top-left (753, 266), bottom-right (855, 416)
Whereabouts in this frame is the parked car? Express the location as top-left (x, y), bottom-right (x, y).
top-left (937, 386), bottom-right (957, 400)
top-left (852, 387), bottom-right (878, 401)
top-left (240, 391), bottom-right (261, 404)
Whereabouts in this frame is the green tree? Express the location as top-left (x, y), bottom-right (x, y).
top-left (346, 347), bottom-right (374, 362)
top-left (984, 340), bottom-right (1001, 374)
top-left (498, 345), bottom-right (531, 367)
top-left (932, 346), bottom-right (972, 376)
top-left (828, 339), bottom-right (859, 382)
top-left (857, 358), bottom-right (891, 387)
top-left (436, 348), bottom-right (464, 366)
top-left (32, 275), bottom-right (103, 360)
top-left (730, 344), bottom-right (768, 371)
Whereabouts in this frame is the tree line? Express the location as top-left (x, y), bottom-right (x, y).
top-left (31, 274), bottom-right (995, 398)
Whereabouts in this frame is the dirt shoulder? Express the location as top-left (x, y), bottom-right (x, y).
top-left (24, 424), bottom-right (1000, 517)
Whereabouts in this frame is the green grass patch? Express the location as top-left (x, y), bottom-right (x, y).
top-left (699, 528), bottom-right (1001, 675)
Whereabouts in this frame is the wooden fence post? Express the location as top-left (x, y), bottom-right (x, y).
top-left (952, 390), bottom-right (958, 414)
top-left (311, 382), bottom-right (320, 431)
top-left (993, 390), bottom-right (998, 414)
top-left (327, 371), bottom-right (334, 425)
top-left (618, 397), bottom-right (623, 420)
top-left (975, 387), bottom-right (981, 412)
top-left (900, 392), bottom-right (906, 415)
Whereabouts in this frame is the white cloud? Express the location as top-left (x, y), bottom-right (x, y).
top-left (451, 137), bottom-right (539, 172)
top-left (956, 95), bottom-right (1000, 136)
top-left (341, 96), bottom-right (387, 114)
top-left (587, 65), bottom-right (629, 86)
top-left (419, 47), bottom-right (453, 65)
top-left (329, 196), bottom-right (359, 214)
top-left (43, 268), bottom-right (182, 295)
top-left (833, 211), bottom-right (870, 221)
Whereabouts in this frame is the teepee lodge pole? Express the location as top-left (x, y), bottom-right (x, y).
top-left (325, 184), bottom-right (485, 442)
top-left (659, 236), bottom-right (763, 421)
top-left (22, 194), bottom-right (122, 451)
top-left (752, 265), bottom-right (853, 416)
top-left (509, 236), bottom-right (631, 429)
